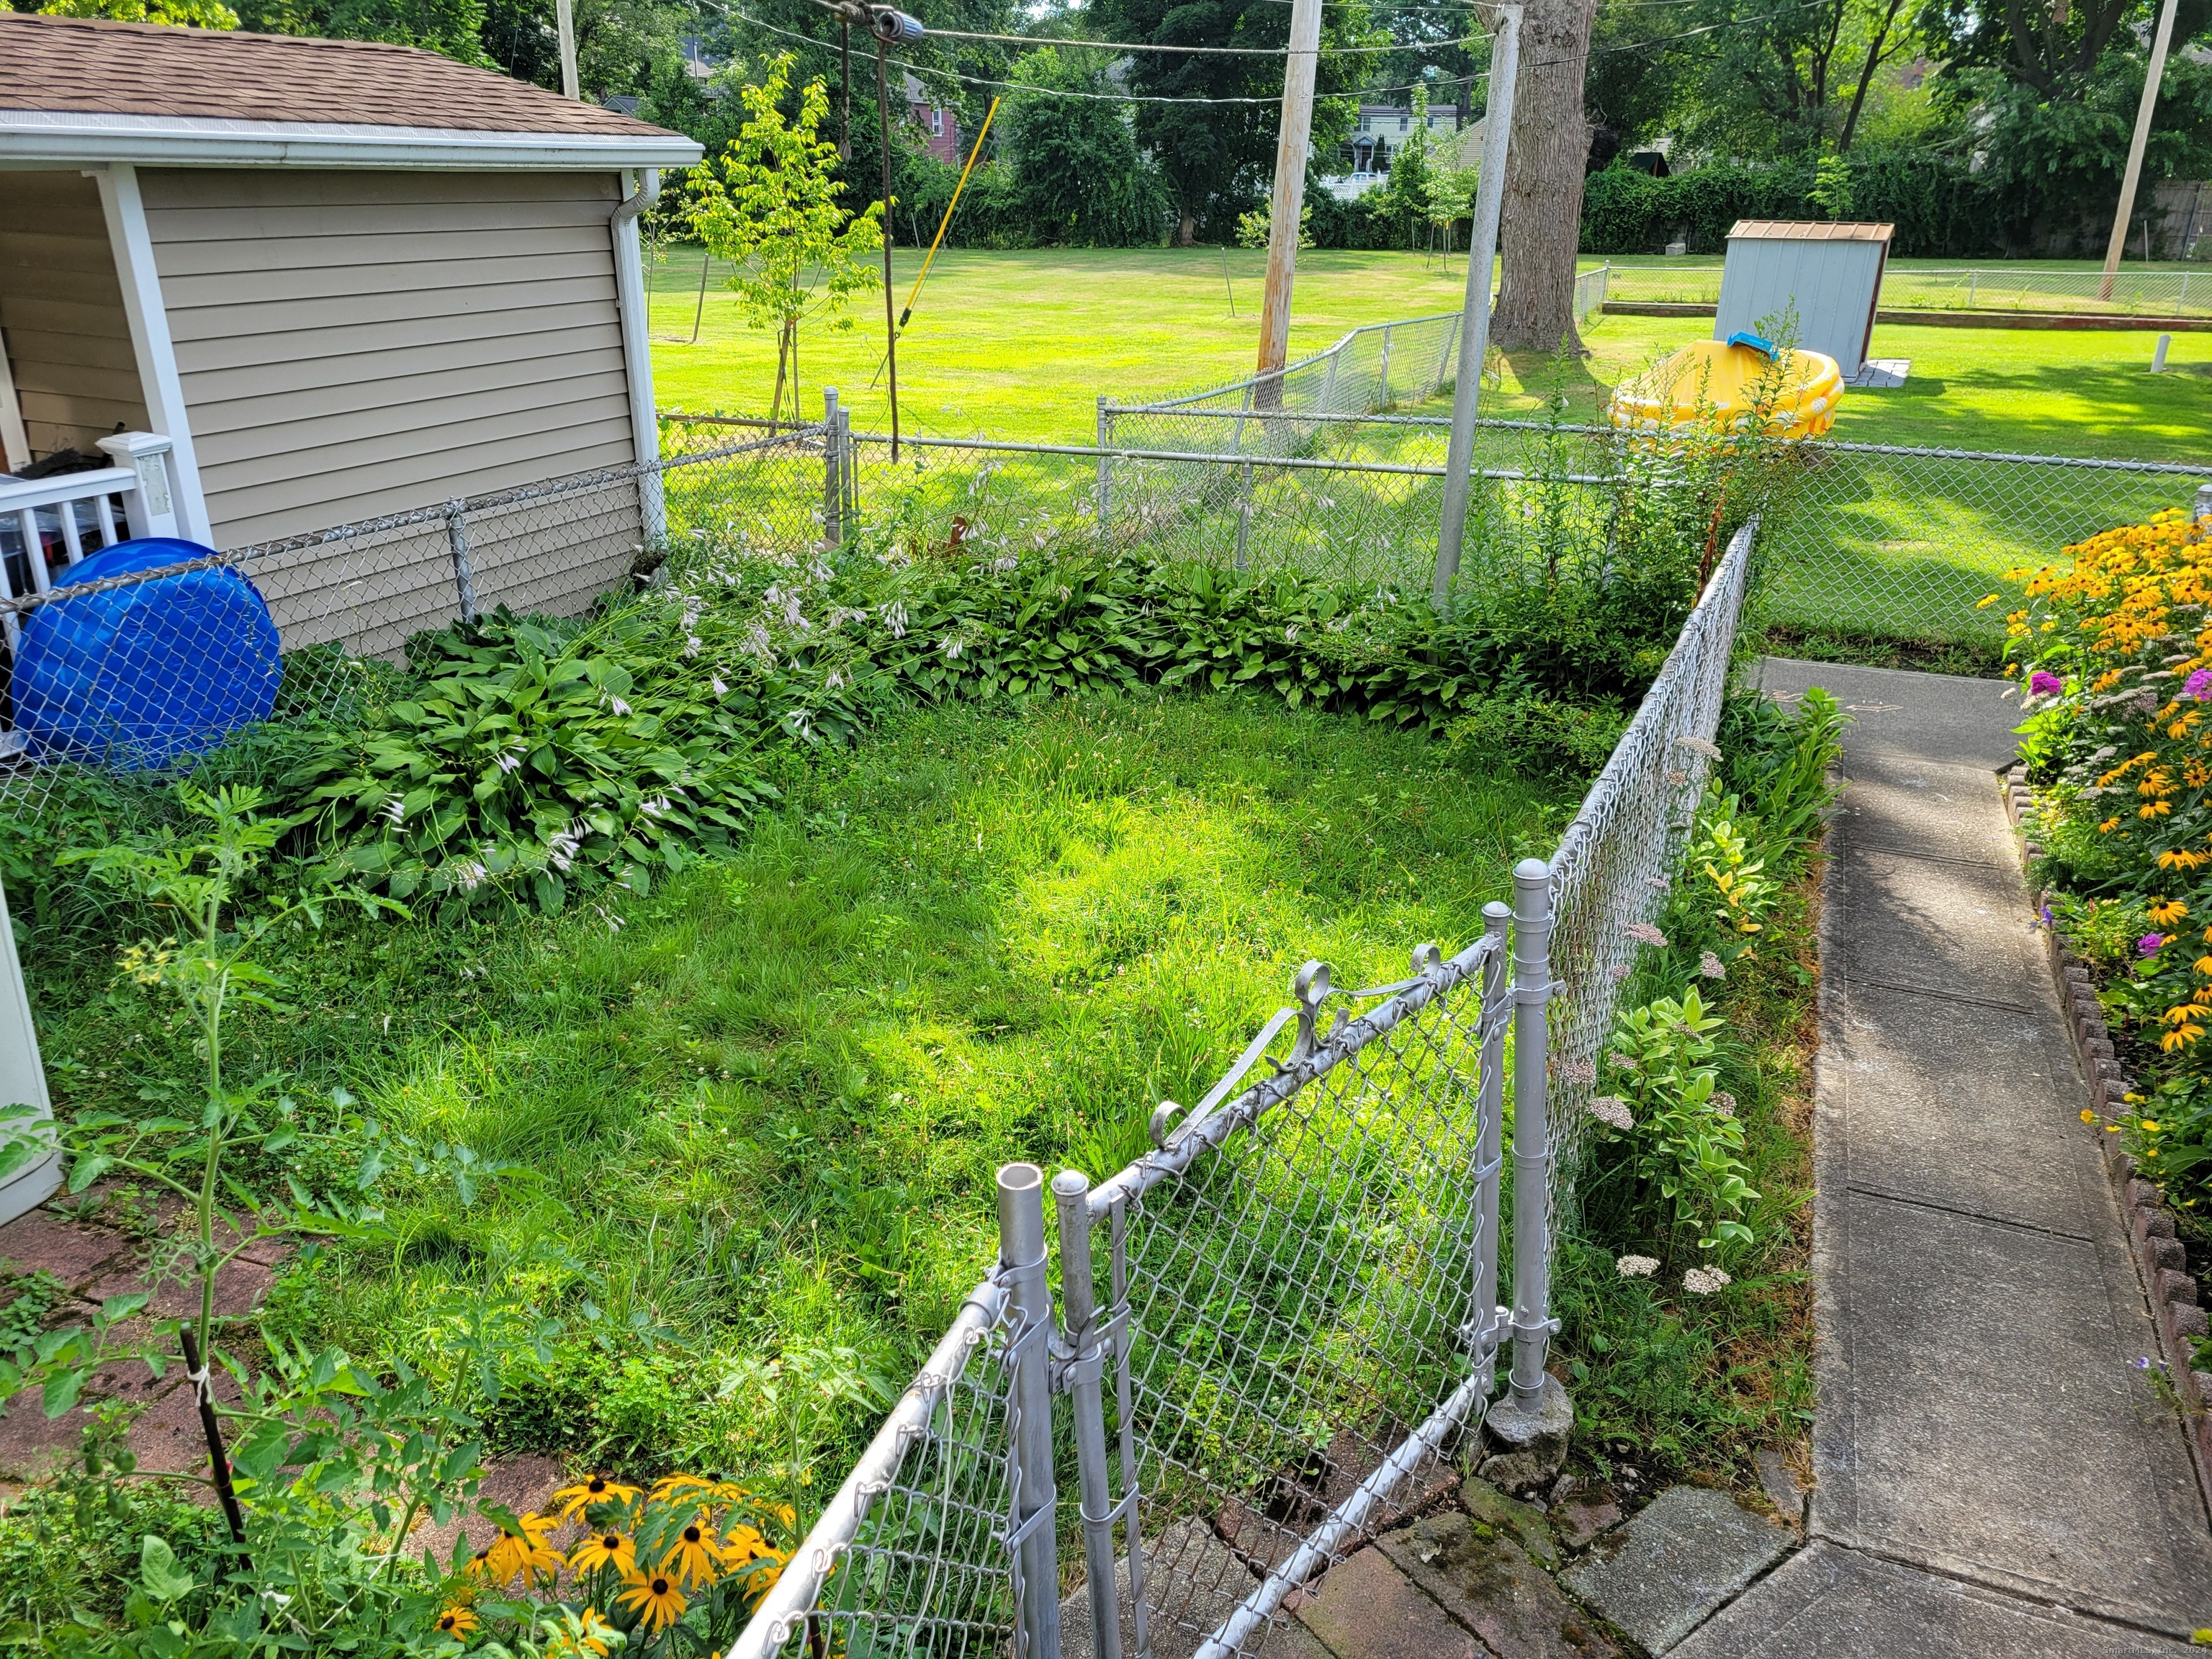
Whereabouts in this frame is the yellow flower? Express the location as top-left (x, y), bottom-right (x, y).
top-left (660, 1518), bottom-right (724, 1589)
top-left (1977, 593), bottom-right (1999, 608)
top-left (2161, 1025), bottom-right (2204, 1051)
top-left (618, 1570), bottom-right (689, 1634)
top-left (2149, 899), bottom-right (2190, 926)
top-left (2080, 1108), bottom-right (2097, 1123)
top-left (569, 1529), bottom-right (638, 1580)
top-left (486, 1512), bottom-right (563, 1588)
top-left (649, 1473), bottom-right (718, 1504)
top-left (436, 1605), bottom-right (479, 1641)
top-left (552, 1475), bottom-right (644, 1523)
top-left (2141, 1119), bottom-right (2162, 1133)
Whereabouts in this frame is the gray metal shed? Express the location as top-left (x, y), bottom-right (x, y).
top-left (1714, 220), bottom-right (1893, 377)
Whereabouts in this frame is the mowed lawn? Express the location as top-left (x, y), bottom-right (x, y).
top-left (649, 244), bottom-right (2212, 460)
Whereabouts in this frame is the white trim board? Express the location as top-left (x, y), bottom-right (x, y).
top-left (2, 110), bottom-right (702, 171)
top-left (96, 164), bottom-right (215, 545)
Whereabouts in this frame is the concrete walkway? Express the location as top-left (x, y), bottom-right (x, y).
top-left (1671, 660), bottom-right (2212, 1655)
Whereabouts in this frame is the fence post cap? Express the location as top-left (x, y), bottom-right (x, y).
top-left (96, 431), bottom-right (171, 461)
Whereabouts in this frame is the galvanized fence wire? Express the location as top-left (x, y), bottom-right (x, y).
top-left (0, 430), bottom-right (828, 821)
top-left (1070, 926), bottom-right (1518, 1659)
top-left (1539, 518), bottom-right (1752, 1228)
top-left (743, 1275), bottom-right (1037, 1659)
top-left (1594, 262), bottom-right (2212, 317)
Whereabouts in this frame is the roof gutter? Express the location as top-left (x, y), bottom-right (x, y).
top-left (0, 109), bottom-right (702, 169)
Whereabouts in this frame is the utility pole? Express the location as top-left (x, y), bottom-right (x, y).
top-left (2099, 0), bottom-right (2179, 302)
top-left (1254, 0), bottom-right (1326, 403)
top-left (1432, 5), bottom-right (1521, 610)
top-left (556, 0), bottom-right (579, 99)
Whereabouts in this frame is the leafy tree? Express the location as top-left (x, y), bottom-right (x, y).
top-left (1494, 0), bottom-right (1600, 353)
top-left (1092, 0), bottom-right (1374, 245)
top-left (1659, 0), bottom-right (1923, 157)
top-left (32, 0), bottom-right (238, 23)
top-left (1004, 46), bottom-right (1170, 246)
top-left (688, 54), bottom-right (886, 425)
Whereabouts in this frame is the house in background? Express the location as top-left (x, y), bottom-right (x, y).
top-left (903, 75), bottom-right (963, 166)
top-left (1323, 103), bottom-right (1478, 202)
top-left (0, 11), bottom-right (701, 655)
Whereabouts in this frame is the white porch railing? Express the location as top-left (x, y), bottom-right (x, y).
top-left (0, 432), bottom-right (181, 651)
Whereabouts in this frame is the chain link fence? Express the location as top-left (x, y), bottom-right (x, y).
top-left (0, 430), bottom-right (828, 820)
top-left (732, 518), bottom-right (1755, 1659)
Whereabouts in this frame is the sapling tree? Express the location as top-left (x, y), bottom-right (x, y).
top-left (689, 55), bottom-right (886, 428)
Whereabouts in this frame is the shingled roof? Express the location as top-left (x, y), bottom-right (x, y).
top-left (0, 12), bottom-right (674, 139)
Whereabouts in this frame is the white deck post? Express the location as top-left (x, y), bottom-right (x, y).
top-left (0, 878), bottom-right (64, 1229)
top-left (97, 432), bottom-right (179, 540)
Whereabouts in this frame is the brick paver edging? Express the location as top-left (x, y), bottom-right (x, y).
top-left (2005, 763), bottom-right (2212, 1502)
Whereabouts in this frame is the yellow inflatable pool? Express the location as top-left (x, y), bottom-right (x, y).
top-left (1609, 337), bottom-right (1845, 441)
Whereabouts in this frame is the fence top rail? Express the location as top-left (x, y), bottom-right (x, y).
top-left (732, 1272), bottom-right (1012, 1659)
top-left (843, 429), bottom-right (1628, 485)
top-left (0, 426), bottom-right (825, 622)
top-left (1082, 931), bottom-right (1508, 1224)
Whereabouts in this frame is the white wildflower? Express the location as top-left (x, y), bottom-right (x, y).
top-left (685, 635), bottom-right (703, 658)
top-left (1646, 877), bottom-right (1673, 891)
top-left (1560, 1059), bottom-right (1596, 1087)
top-left (547, 821), bottom-right (585, 874)
top-left (1285, 624), bottom-right (1301, 644)
top-left (641, 795), bottom-right (673, 819)
top-left (711, 675), bottom-right (728, 697)
top-left (1710, 1090), bottom-right (1736, 1119)
top-left (743, 623), bottom-right (775, 664)
top-left (451, 859), bottom-right (488, 893)
top-left (382, 793), bottom-right (406, 827)
top-left (1610, 964), bottom-right (1633, 982)
top-left (941, 637), bottom-right (965, 660)
top-left (609, 696), bottom-right (632, 718)
top-left (781, 593), bottom-right (811, 629)
top-left (825, 667), bottom-right (848, 691)
top-left (495, 750), bottom-right (522, 775)
top-left (1624, 922), bottom-right (1669, 948)
top-left (1682, 1267), bottom-right (1732, 1295)
top-left (1699, 950), bottom-right (1725, 979)
top-left (993, 554), bottom-right (1020, 574)
top-left (1675, 735), bottom-right (1722, 759)
top-left (1587, 1096), bottom-right (1634, 1131)
top-left (1615, 1255), bottom-right (1659, 1279)
top-left (882, 601), bottom-right (909, 639)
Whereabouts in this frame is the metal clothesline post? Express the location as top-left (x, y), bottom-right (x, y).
top-left (997, 1164), bottom-right (1062, 1659)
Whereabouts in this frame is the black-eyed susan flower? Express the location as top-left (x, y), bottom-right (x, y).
top-left (619, 1570), bottom-right (689, 1633)
top-left (435, 1605), bottom-right (479, 1640)
top-left (2149, 899), bottom-right (2190, 927)
top-left (649, 1473), bottom-right (717, 1505)
top-left (569, 1529), bottom-right (638, 1579)
top-left (487, 1512), bottom-right (563, 1587)
top-left (553, 1474), bottom-right (644, 1523)
top-left (661, 1518), bottom-right (724, 1589)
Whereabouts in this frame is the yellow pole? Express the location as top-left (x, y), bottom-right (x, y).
top-left (899, 96), bottom-right (999, 331)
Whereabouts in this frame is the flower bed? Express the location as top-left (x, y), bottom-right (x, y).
top-left (1997, 506), bottom-right (2212, 1385)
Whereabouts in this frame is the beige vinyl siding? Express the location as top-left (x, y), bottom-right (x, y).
top-left (139, 168), bottom-right (641, 647)
top-left (0, 172), bottom-right (148, 459)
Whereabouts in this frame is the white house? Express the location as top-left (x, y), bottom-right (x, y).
top-left (0, 12), bottom-right (702, 654)
top-left (1323, 104), bottom-right (1480, 202)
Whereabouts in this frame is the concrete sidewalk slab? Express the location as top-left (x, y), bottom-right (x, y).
top-left (1712, 661), bottom-right (2212, 1647)
top-left (1557, 1488), bottom-right (1790, 1653)
top-left (1669, 1542), bottom-right (2199, 1658)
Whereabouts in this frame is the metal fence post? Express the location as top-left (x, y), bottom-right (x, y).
top-left (998, 1164), bottom-right (1062, 1659)
top-left (444, 498), bottom-right (477, 624)
top-left (1097, 397), bottom-right (1113, 544)
top-left (1054, 1170), bottom-right (1125, 1659)
top-left (1506, 857), bottom-right (1555, 1404)
top-left (2196, 480), bottom-right (2211, 520)
top-left (823, 388), bottom-right (844, 552)
top-left (1469, 901), bottom-right (1513, 1389)
top-left (1378, 323), bottom-right (1393, 409)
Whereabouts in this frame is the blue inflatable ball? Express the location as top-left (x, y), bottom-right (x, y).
top-left (12, 539), bottom-right (282, 770)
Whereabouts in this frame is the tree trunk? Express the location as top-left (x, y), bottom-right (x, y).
top-left (1492, 0), bottom-right (1601, 354)
top-left (1179, 205), bottom-right (1198, 246)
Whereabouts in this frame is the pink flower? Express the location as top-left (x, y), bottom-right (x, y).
top-left (2186, 669), bottom-right (2212, 702)
top-left (2139, 933), bottom-right (2167, 957)
top-left (1624, 922), bottom-right (1669, 949)
top-left (2027, 670), bottom-right (2063, 698)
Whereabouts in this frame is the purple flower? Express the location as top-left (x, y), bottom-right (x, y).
top-left (2027, 670), bottom-right (2063, 698)
top-left (2139, 933), bottom-right (2167, 957)
top-left (2186, 669), bottom-right (2212, 702)
top-left (2038, 904), bottom-right (2055, 930)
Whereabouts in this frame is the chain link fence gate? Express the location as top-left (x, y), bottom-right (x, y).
top-left (0, 429), bottom-right (828, 822)
top-left (732, 519), bottom-right (1758, 1659)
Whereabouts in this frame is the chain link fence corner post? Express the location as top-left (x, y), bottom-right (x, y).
top-left (1053, 1168), bottom-right (1126, 1659)
top-left (1507, 855), bottom-right (1557, 1407)
top-left (2196, 480), bottom-right (2211, 520)
top-left (822, 388), bottom-right (844, 553)
top-left (997, 1161), bottom-right (1064, 1659)
top-left (443, 498), bottom-right (477, 625)
top-left (1471, 899), bottom-right (1514, 1391)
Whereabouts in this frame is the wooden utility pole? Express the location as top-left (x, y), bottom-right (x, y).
top-left (556, 0), bottom-right (579, 99)
top-left (2099, 0), bottom-right (2179, 301)
top-left (1254, 0), bottom-right (1326, 398)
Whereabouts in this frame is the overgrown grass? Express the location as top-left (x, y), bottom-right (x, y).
top-left (31, 693), bottom-right (1575, 1479)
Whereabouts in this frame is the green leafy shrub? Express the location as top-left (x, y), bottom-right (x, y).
top-left (1593, 989), bottom-right (1758, 1250)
